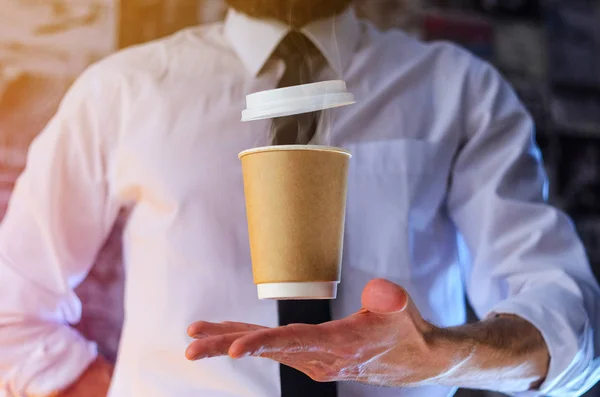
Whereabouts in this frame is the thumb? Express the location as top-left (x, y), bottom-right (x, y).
top-left (361, 278), bottom-right (409, 314)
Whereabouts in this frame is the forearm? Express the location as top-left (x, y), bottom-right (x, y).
top-left (53, 356), bottom-right (113, 397)
top-left (430, 314), bottom-right (549, 392)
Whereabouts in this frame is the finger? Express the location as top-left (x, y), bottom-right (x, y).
top-left (229, 324), bottom-right (325, 358)
top-left (187, 321), bottom-right (267, 338)
top-left (361, 279), bottom-right (409, 314)
top-left (185, 331), bottom-right (249, 360)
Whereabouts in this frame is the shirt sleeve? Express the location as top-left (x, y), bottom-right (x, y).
top-left (0, 65), bottom-right (122, 396)
top-left (447, 57), bottom-right (600, 396)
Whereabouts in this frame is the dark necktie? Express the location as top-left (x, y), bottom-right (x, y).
top-left (270, 31), bottom-right (325, 146)
top-left (271, 32), bottom-right (338, 397)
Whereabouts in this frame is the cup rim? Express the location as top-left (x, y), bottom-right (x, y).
top-left (238, 145), bottom-right (352, 159)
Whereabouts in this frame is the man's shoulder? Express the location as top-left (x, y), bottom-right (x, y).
top-left (370, 25), bottom-right (486, 75)
top-left (81, 22), bottom-right (229, 88)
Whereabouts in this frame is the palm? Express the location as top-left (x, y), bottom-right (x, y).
top-left (186, 279), bottom-right (447, 385)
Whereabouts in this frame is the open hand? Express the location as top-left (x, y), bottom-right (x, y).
top-left (186, 279), bottom-right (461, 386)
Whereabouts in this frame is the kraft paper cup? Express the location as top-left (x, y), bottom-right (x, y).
top-left (239, 145), bottom-right (351, 300)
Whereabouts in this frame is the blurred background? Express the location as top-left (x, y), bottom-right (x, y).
top-left (1, 0), bottom-right (599, 396)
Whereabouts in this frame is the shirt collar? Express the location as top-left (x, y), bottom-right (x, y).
top-left (223, 6), bottom-right (361, 77)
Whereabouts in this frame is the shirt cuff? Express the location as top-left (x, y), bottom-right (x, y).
top-left (8, 325), bottom-right (97, 396)
top-left (488, 287), bottom-right (593, 397)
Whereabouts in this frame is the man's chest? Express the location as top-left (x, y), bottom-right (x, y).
top-left (114, 69), bottom-right (458, 191)
top-left (111, 70), bottom-right (460, 278)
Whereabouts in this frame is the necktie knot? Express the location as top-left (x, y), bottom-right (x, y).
top-left (273, 31), bottom-right (326, 89)
top-left (275, 31), bottom-right (322, 61)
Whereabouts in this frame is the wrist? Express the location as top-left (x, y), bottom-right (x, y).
top-left (422, 324), bottom-right (477, 385)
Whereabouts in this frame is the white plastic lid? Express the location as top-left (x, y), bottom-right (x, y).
top-left (241, 80), bottom-right (355, 122)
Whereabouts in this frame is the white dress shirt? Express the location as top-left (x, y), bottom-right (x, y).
top-left (1, 7), bottom-right (599, 397)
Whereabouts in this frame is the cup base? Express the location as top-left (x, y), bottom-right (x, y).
top-left (257, 282), bottom-right (338, 300)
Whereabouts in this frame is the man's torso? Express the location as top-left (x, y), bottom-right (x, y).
top-left (98, 20), bottom-right (477, 397)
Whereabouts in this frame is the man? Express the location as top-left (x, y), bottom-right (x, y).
top-left (0, 1), bottom-right (599, 397)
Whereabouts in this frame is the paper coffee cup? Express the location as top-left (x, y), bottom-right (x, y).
top-left (239, 145), bottom-right (351, 300)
